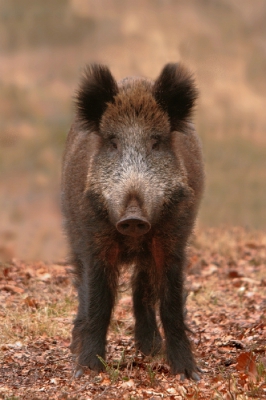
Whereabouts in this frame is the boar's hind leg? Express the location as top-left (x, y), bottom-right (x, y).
top-left (71, 255), bottom-right (117, 373)
top-left (160, 254), bottom-right (199, 380)
top-left (133, 268), bottom-right (162, 356)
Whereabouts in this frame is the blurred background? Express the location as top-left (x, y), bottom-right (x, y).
top-left (0, 0), bottom-right (266, 261)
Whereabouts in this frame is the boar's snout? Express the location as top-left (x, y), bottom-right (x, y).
top-left (116, 216), bottom-right (151, 237)
top-left (116, 199), bottom-right (151, 237)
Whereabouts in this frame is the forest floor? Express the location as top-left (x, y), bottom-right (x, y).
top-left (0, 228), bottom-right (265, 399)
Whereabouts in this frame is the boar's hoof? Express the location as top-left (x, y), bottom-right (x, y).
top-left (180, 371), bottom-right (201, 382)
top-left (74, 367), bottom-right (84, 378)
top-left (75, 355), bottom-right (105, 374)
top-left (171, 361), bottom-right (201, 381)
top-left (116, 216), bottom-right (151, 237)
top-left (168, 345), bottom-right (200, 380)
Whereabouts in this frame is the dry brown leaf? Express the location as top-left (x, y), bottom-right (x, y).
top-left (236, 351), bottom-right (257, 377)
top-left (24, 296), bottom-right (39, 308)
top-left (0, 284), bottom-right (24, 294)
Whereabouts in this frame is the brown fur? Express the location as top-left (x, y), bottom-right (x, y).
top-left (61, 63), bottom-right (204, 379)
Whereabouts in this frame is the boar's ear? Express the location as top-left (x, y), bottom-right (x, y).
top-left (76, 64), bottom-right (118, 130)
top-left (153, 63), bottom-right (198, 130)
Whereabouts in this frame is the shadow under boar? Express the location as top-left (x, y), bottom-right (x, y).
top-left (61, 63), bottom-right (204, 380)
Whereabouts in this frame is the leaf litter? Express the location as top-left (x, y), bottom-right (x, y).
top-left (0, 228), bottom-right (265, 399)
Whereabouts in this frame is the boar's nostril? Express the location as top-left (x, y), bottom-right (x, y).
top-left (120, 222), bottom-right (130, 230)
top-left (137, 222), bottom-right (146, 230)
top-left (116, 217), bottom-right (151, 237)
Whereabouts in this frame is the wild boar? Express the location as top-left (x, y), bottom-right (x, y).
top-left (61, 63), bottom-right (204, 380)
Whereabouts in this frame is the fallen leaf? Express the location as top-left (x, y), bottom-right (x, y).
top-left (37, 273), bottom-right (51, 282)
top-left (0, 285), bottom-right (24, 294)
top-left (24, 296), bottom-right (39, 308)
top-left (202, 264), bottom-right (218, 276)
top-left (228, 270), bottom-right (243, 278)
top-left (121, 379), bottom-right (135, 388)
top-left (236, 351), bottom-right (257, 378)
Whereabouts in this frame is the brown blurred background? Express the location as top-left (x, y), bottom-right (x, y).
top-left (0, 0), bottom-right (266, 261)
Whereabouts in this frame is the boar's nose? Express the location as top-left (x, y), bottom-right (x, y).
top-left (116, 216), bottom-right (151, 237)
top-left (116, 198), bottom-right (151, 237)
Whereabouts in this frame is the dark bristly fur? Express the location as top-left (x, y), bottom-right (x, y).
top-left (61, 63), bottom-right (204, 380)
top-left (153, 63), bottom-right (198, 130)
top-left (76, 64), bottom-right (119, 130)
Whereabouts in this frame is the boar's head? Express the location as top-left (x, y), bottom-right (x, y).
top-left (76, 64), bottom-right (198, 238)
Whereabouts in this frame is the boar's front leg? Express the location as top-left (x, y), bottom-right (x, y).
top-left (71, 254), bottom-right (117, 374)
top-left (133, 266), bottom-right (162, 356)
top-left (160, 252), bottom-right (200, 380)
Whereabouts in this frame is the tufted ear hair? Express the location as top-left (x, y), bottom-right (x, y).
top-left (153, 63), bottom-right (198, 131)
top-left (76, 64), bottom-right (119, 130)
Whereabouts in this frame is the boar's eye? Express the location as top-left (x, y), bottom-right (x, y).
top-left (110, 137), bottom-right (118, 150)
top-left (151, 136), bottom-right (160, 151)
